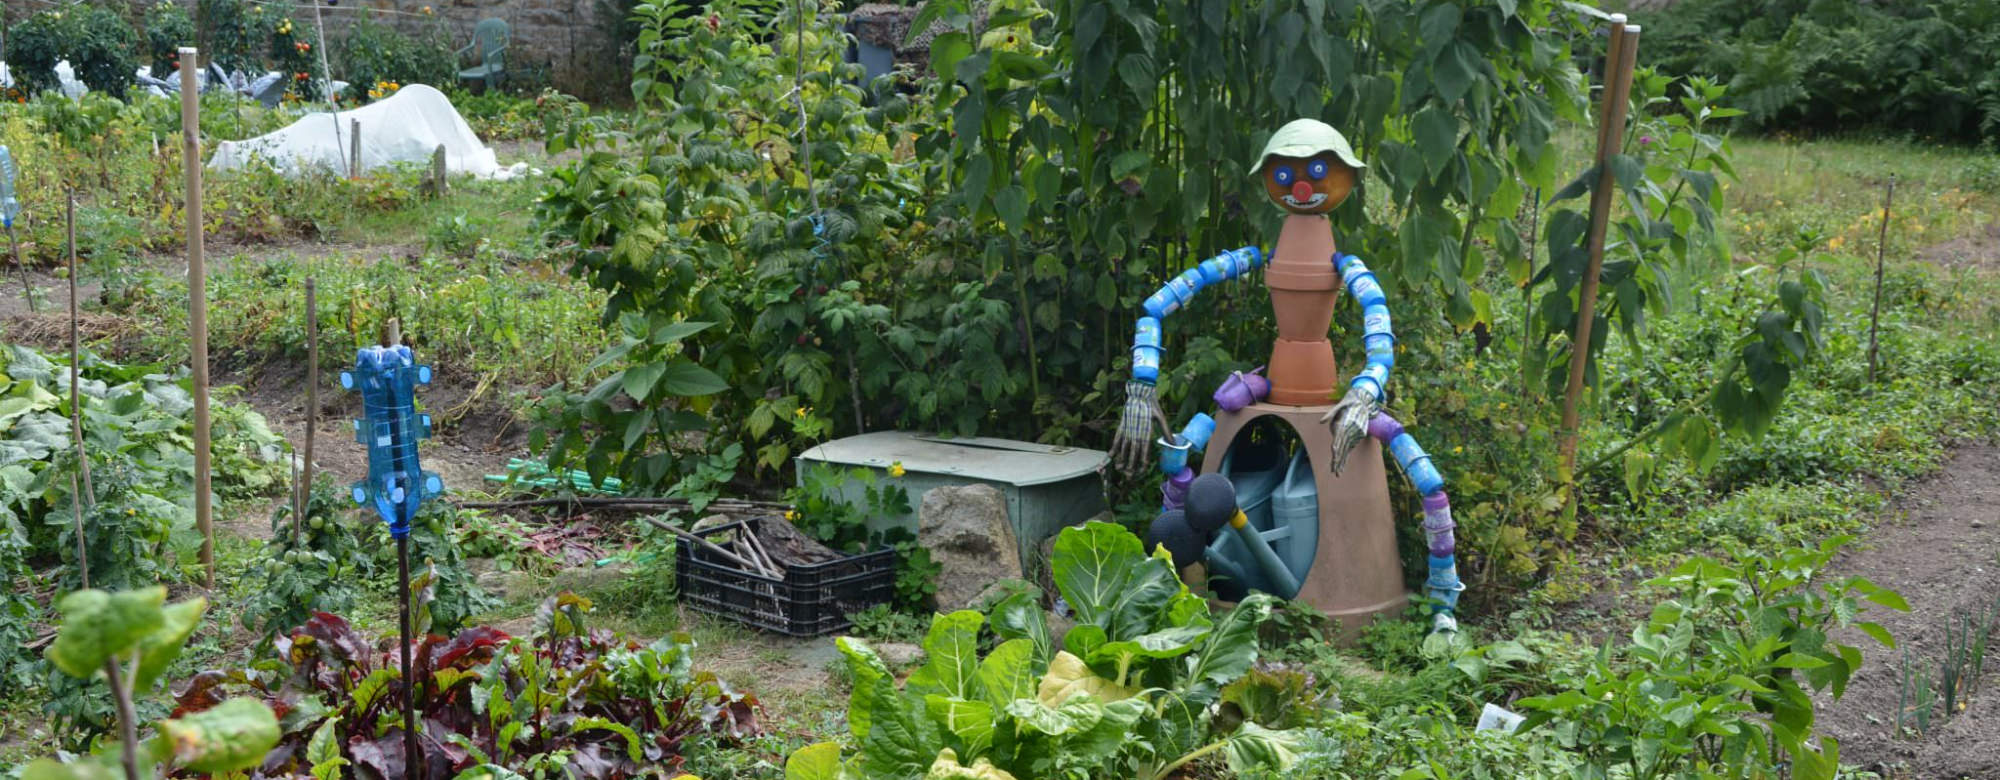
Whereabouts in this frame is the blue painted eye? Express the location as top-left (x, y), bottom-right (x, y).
top-left (1273, 165), bottom-right (1295, 186)
top-left (1308, 160), bottom-right (1330, 180)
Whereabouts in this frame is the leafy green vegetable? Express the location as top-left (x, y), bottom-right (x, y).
top-left (807, 521), bottom-right (1298, 779)
top-left (153, 697), bottom-right (282, 773)
top-left (45, 587), bottom-right (167, 678)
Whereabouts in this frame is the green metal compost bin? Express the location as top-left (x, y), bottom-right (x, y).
top-left (796, 432), bottom-right (1110, 574)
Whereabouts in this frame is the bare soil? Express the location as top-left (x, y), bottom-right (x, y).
top-left (216, 352), bottom-right (523, 503)
top-left (1817, 444), bottom-right (2000, 779)
top-left (1918, 222), bottom-right (2000, 273)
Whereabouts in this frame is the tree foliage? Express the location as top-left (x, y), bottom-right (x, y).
top-left (1635, 0), bottom-right (2000, 142)
top-left (5, 4), bottom-right (140, 99)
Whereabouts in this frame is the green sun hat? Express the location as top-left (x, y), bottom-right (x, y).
top-left (1248, 118), bottom-right (1366, 176)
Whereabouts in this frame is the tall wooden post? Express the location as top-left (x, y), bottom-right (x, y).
top-left (1557, 19), bottom-right (1640, 479)
top-left (181, 48), bottom-right (215, 587)
top-left (432, 144), bottom-right (447, 197)
top-left (1866, 176), bottom-right (1896, 384)
top-left (350, 119), bottom-right (362, 179)
top-left (300, 278), bottom-right (318, 539)
top-left (67, 192), bottom-right (91, 589)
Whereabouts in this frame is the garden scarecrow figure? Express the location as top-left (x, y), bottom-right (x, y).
top-left (1113, 119), bottom-right (1464, 637)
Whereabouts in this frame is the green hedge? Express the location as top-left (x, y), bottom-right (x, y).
top-left (1634, 0), bottom-right (2000, 142)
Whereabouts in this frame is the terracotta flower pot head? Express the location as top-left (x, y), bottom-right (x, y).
top-left (1251, 119), bottom-right (1365, 216)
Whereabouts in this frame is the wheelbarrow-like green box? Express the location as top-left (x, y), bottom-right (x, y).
top-left (795, 432), bottom-right (1109, 575)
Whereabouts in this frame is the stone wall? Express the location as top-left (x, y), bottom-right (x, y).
top-left (3, 0), bottom-right (628, 101)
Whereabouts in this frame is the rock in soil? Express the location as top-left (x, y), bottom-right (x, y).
top-left (920, 484), bottom-right (1020, 610)
top-left (874, 641), bottom-right (923, 668)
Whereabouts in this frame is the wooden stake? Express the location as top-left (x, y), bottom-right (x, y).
top-left (373, 322), bottom-right (419, 780)
top-left (300, 278), bottom-right (319, 539)
top-left (67, 192), bottom-right (91, 589)
top-left (432, 144), bottom-right (447, 197)
top-left (181, 48), bottom-right (215, 588)
top-left (9, 224), bottom-right (32, 314)
top-left (1558, 19), bottom-right (1640, 480)
top-left (1866, 175), bottom-right (1896, 384)
top-left (642, 516), bottom-right (764, 572)
top-left (744, 524), bottom-right (784, 577)
top-left (350, 119), bottom-right (362, 179)
top-left (396, 531), bottom-right (418, 780)
top-left (306, 0), bottom-right (338, 110)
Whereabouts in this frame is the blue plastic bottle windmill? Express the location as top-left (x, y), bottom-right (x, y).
top-left (339, 340), bottom-right (437, 777)
top-left (0, 146), bottom-right (20, 230)
top-left (340, 344), bottom-right (443, 535)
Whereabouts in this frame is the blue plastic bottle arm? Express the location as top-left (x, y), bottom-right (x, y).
top-left (1132, 247), bottom-right (1264, 384)
top-left (1335, 253), bottom-right (1395, 402)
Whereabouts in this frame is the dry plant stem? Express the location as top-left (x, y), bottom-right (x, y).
top-left (104, 656), bottom-right (139, 780)
top-left (181, 47), bottom-right (215, 588)
top-left (67, 192), bottom-right (92, 587)
top-left (1866, 175), bottom-right (1896, 384)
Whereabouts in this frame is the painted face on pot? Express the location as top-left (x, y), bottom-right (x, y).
top-left (1260, 155), bottom-right (1356, 215)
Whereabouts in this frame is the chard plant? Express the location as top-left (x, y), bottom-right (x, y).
top-left (790, 521), bottom-right (1307, 779)
top-left (171, 593), bottom-right (760, 779)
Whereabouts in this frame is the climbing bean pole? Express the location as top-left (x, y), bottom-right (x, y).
top-left (180, 47), bottom-right (215, 587)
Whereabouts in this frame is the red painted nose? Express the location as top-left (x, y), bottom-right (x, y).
top-left (1291, 180), bottom-right (1315, 202)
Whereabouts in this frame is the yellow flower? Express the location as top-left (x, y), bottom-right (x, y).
top-left (1497, 402), bottom-right (1509, 411)
top-left (1452, 446), bottom-right (1463, 454)
top-left (784, 510), bottom-right (798, 522)
top-left (795, 406), bottom-right (811, 418)
top-left (889, 462), bottom-right (906, 478)
top-left (421, 5), bottom-right (434, 14)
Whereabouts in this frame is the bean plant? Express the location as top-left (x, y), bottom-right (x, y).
top-left (1518, 536), bottom-right (1907, 779)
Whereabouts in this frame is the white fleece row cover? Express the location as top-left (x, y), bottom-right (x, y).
top-left (208, 84), bottom-right (514, 179)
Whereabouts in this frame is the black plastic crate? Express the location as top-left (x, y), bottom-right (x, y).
top-left (675, 519), bottom-right (896, 637)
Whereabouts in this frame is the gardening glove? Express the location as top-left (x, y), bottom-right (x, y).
top-left (1113, 381), bottom-right (1170, 475)
top-left (1318, 386), bottom-right (1379, 476)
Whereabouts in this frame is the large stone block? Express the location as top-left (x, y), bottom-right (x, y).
top-left (918, 483), bottom-right (1020, 611)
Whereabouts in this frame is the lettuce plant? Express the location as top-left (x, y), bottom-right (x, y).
top-left (791, 521), bottom-right (1307, 779)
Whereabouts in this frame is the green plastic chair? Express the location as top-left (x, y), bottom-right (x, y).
top-left (456, 18), bottom-right (510, 91)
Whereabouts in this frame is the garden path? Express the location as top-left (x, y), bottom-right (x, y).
top-left (1817, 444), bottom-right (2000, 779)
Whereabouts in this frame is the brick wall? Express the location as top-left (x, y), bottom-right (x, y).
top-left (3, 0), bottom-right (628, 101)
